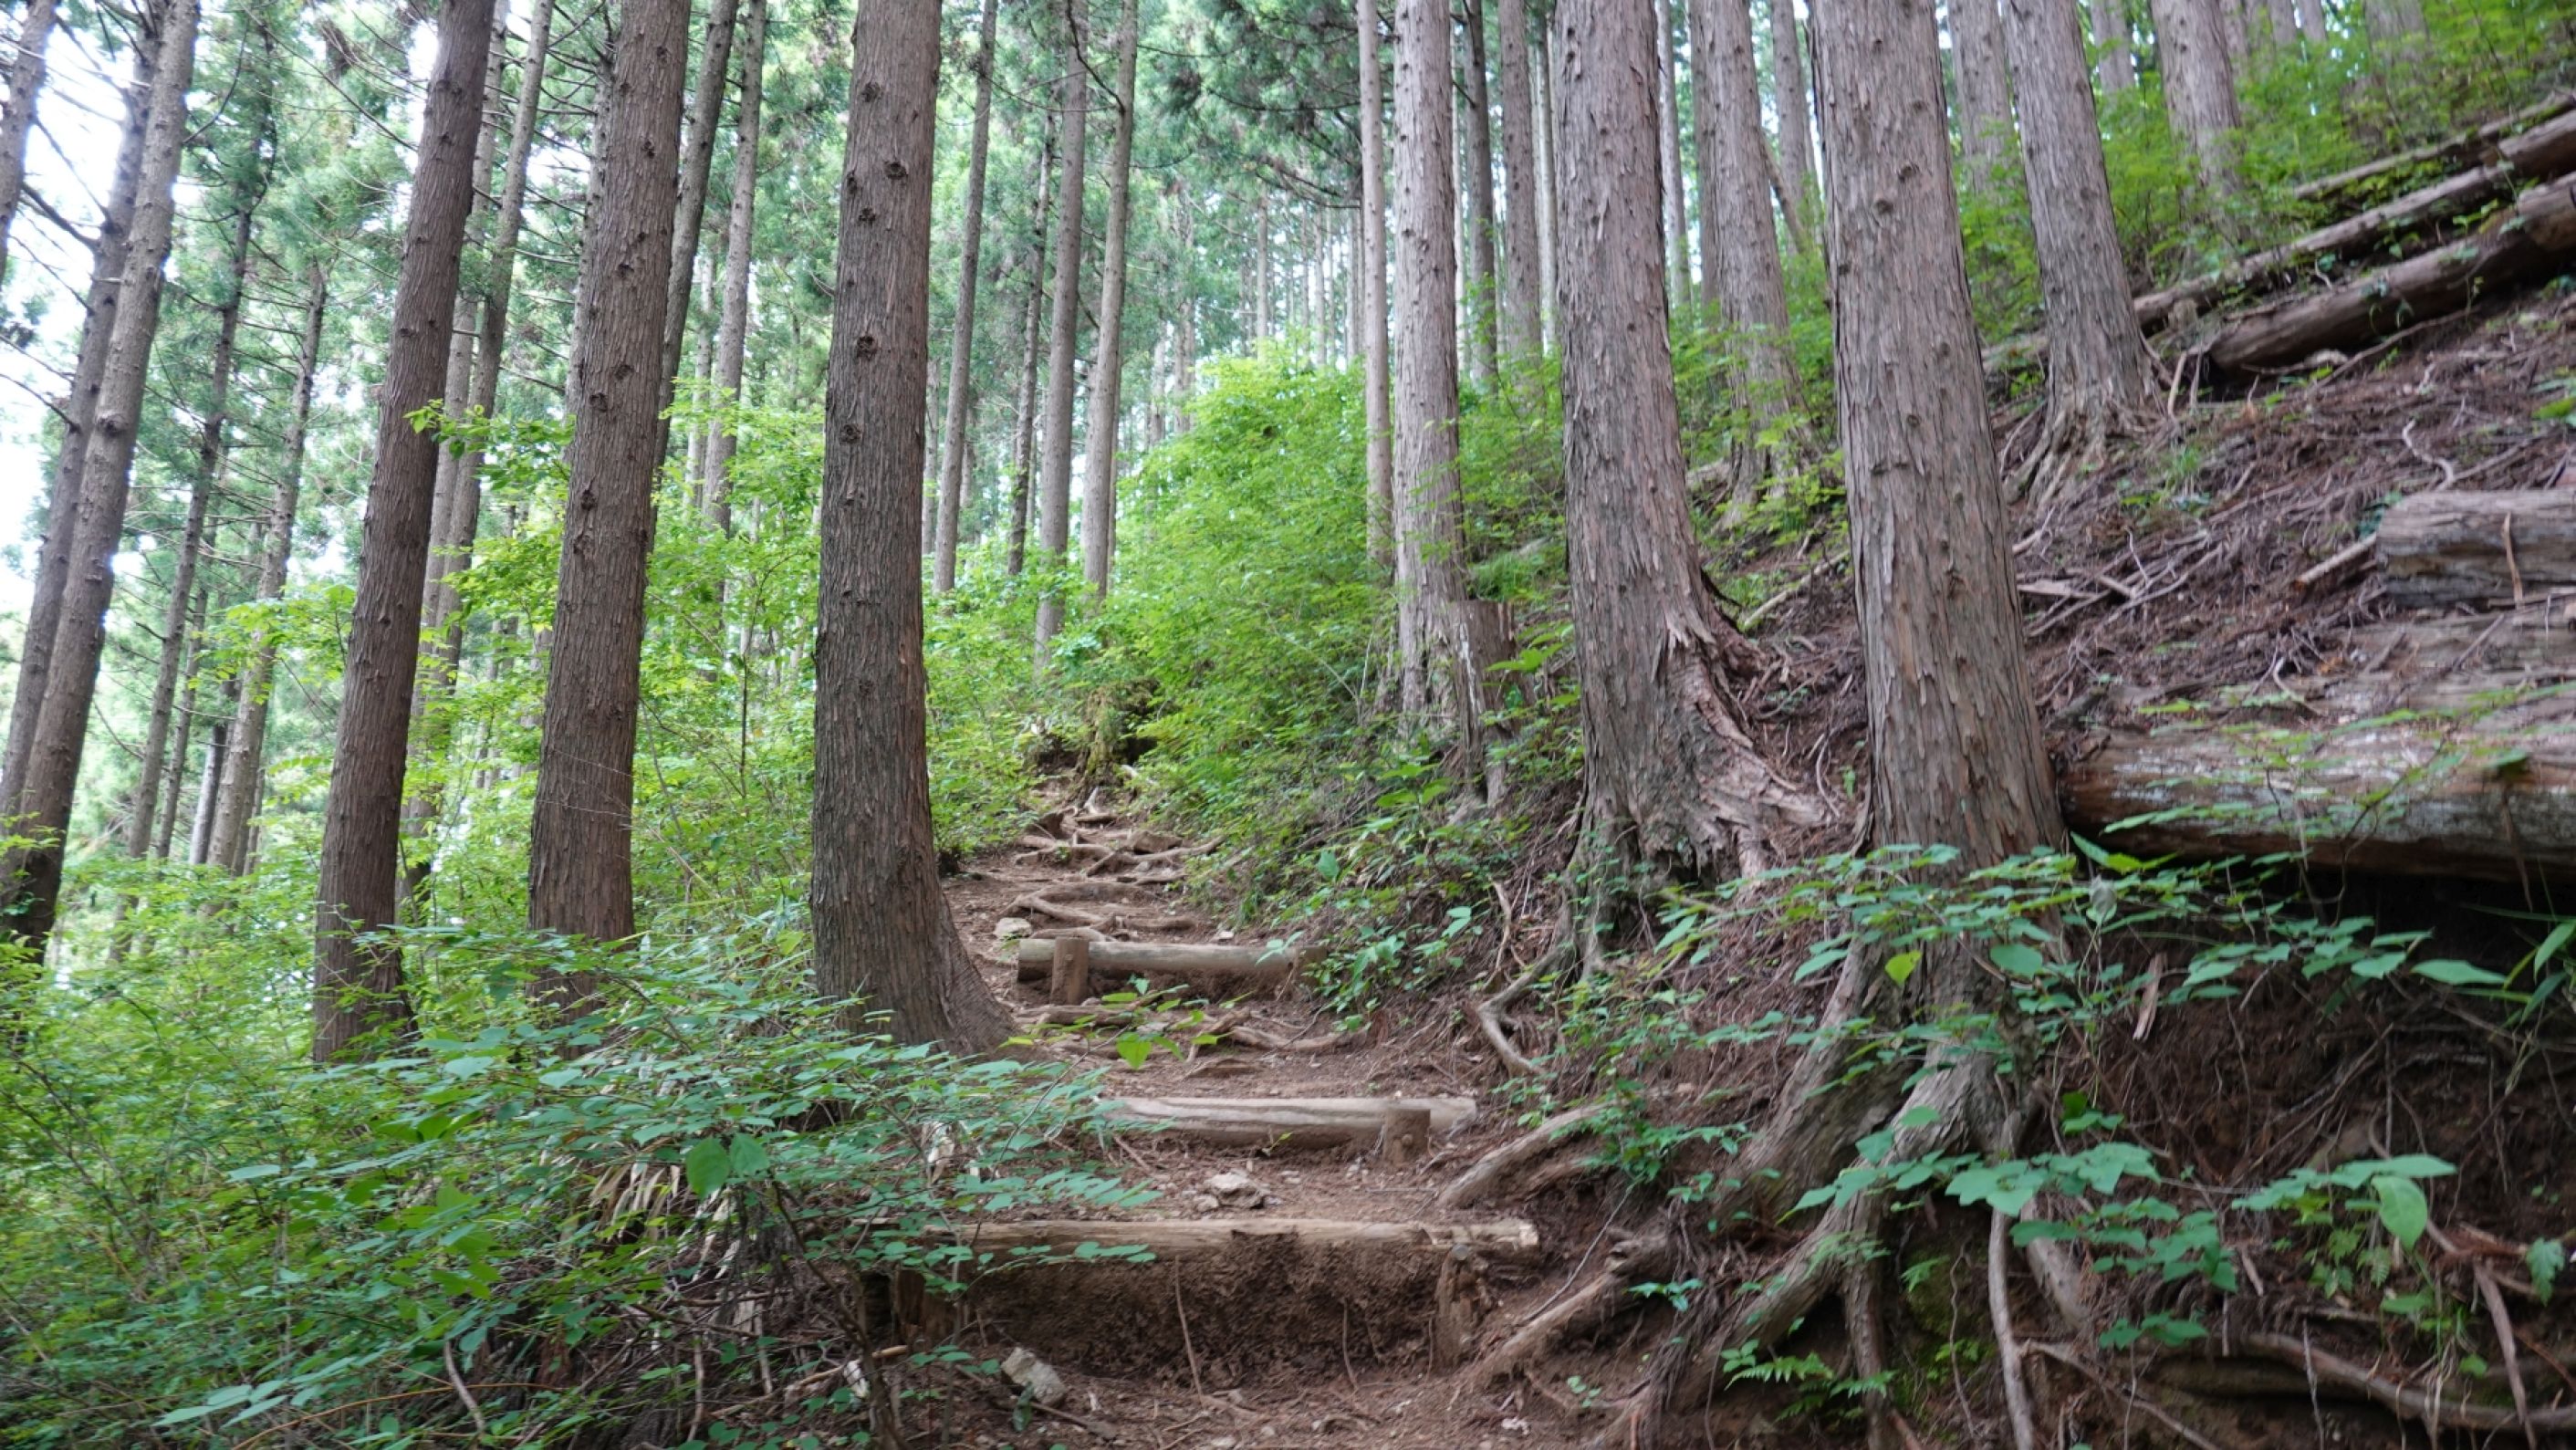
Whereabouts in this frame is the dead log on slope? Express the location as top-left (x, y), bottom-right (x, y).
top-left (2205, 178), bottom-right (2576, 375)
top-left (949, 1215), bottom-right (1540, 1261)
top-left (2293, 92), bottom-right (2576, 211)
top-left (1100, 1094), bottom-right (1477, 1150)
top-left (2139, 110), bottom-right (2576, 334)
top-left (2378, 490), bottom-right (2576, 608)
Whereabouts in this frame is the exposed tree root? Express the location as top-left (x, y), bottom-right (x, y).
top-left (1987, 1209), bottom-right (2040, 1450)
top-left (2185, 1331), bottom-right (2576, 1434)
top-left (1434, 1102), bottom-right (1608, 1211)
top-left (1471, 1229), bottom-right (1678, 1385)
top-left (1475, 968), bottom-right (1543, 1075)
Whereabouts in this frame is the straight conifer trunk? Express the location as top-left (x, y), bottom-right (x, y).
top-left (1553, 0), bottom-right (1822, 876)
top-left (0, 0), bottom-right (58, 278)
top-left (1949, 0), bottom-right (2015, 190)
top-left (1359, 0), bottom-right (1394, 558)
top-left (659, 0), bottom-right (740, 402)
top-left (311, 0), bottom-right (493, 1058)
top-left (130, 202), bottom-right (255, 859)
top-left (1996, 0), bottom-right (2150, 443)
top-left (0, 0), bottom-right (198, 961)
top-left (0, 54), bottom-right (150, 821)
top-left (1031, 38), bottom-right (1090, 661)
top-left (1456, 0), bottom-right (1501, 388)
top-left (154, 584), bottom-right (203, 862)
top-left (1690, 0), bottom-right (1804, 499)
top-left (2092, 0), bottom-right (2136, 90)
top-left (1006, 135), bottom-right (1053, 578)
top-left (527, 0), bottom-right (690, 1010)
top-left (932, 0), bottom-right (999, 593)
top-left (1770, 0), bottom-right (1816, 237)
top-left (704, 0), bottom-right (764, 532)
top-left (1494, 0), bottom-right (1543, 359)
top-left (1653, 0), bottom-right (1693, 310)
top-left (2152, 0), bottom-right (2240, 195)
top-left (1392, 0), bottom-right (1476, 729)
top-left (809, 0), bottom-right (1010, 1051)
top-left (1532, 36), bottom-right (1556, 349)
top-left (212, 266), bottom-right (329, 874)
top-left (1079, 0), bottom-right (1142, 598)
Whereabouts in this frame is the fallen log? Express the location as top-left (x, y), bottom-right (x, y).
top-left (2205, 177), bottom-right (2576, 375)
top-left (949, 1215), bottom-right (1541, 1262)
top-left (2293, 91), bottom-right (2576, 210)
top-left (1012, 937), bottom-right (1305, 986)
top-left (1100, 1094), bottom-right (1477, 1151)
top-left (2060, 696), bottom-right (2576, 881)
top-left (2378, 490), bottom-right (2576, 609)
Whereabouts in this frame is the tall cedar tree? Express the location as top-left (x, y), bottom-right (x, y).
top-left (0, 0), bottom-right (57, 279)
top-left (1950, 0), bottom-right (2014, 188)
top-left (1494, 0), bottom-right (1542, 359)
top-left (1004, 131), bottom-right (1053, 575)
top-left (526, 0), bottom-right (691, 1010)
top-left (1653, 0), bottom-right (1692, 310)
top-left (2153, 0), bottom-right (2240, 194)
top-left (311, 0), bottom-right (495, 1058)
top-left (0, 0), bottom-right (199, 961)
top-left (1770, 0), bottom-right (1815, 237)
top-left (809, 0), bottom-right (1013, 1050)
top-left (1456, 0), bottom-right (1500, 388)
top-left (932, 0), bottom-right (1000, 591)
top-left (1689, 0), bottom-right (1805, 505)
top-left (1553, 0), bottom-right (1822, 883)
top-left (1392, 0), bottom-right (1477, 731)
top-left (704, 0), bottom-right (767, 530)
top-left (1031, 19), bottom-right (1090, 662)
top-left (1358, 0), bottom-right (1393, 558)
top-left (1079, 0), bottom-right (1142, 596)
top-left (659, 0), bottom-right (739, 405)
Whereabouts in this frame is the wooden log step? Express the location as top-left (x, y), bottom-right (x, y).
top-left (2377, 490), bottom-right (2576, 609)
top-left (1100, 1094), bottom-right (1478, 1151)
top-left (949, 1215), bottom-right (1541, 1262)
top-left (1012, 937), bottom-right (1305, 986)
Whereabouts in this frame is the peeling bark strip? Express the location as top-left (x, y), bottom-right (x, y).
top-left (808, 0), bottom-right (1009, 1051)
top-left (2205, 177), bottom-right (2576, 374)
top-left (313, 0), bottom-right (494, 1058)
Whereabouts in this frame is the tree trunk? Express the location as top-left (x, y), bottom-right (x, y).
top-left (1254, 189), bottom-right (1271, 337)
top-left (809, 0), bottom-right (1012, 1052)
top-left (129, 201), bottom-right (253, 859)
top-left (153, 585), bottom-right (202, 862)
top-left (1079, 0), bottom-right (1141, 599)
top-left (1006, 133), bottom-right (1052, 578)
top-left (930, 0), bottom-right (999, 592)
top-left (2260, 0), bottom-right (2296, 47)
top-left (2151, 0), bottom-right (2240, 197)
top-left (0, 0), bottom-right (58, 280)
top-left (1949, 0), bottom-right (2015, 192)
top-left (1996, 0), bottom-right (2150, 443)
top-left (185, 693), bottom-right (229, 867)
top-left (1768, 0), bottom-right (1817, 243)
top-left (0, 0), bottom-right (197, 964)
top-left (0, 49), bottom-right (149, 824)
top-left (1533, 35), bottom-right (1557, 350)
top-left (1032, 37), bottom-right (1090, 662)
top-left (1393, 0), bottom-right (1478, 735)
top-left (1359, 0), bottom-right (1394, 559)
top-left (2373, 490), bottom-right (2576, 609)
top-left (1817, 0), bottom-right (2057, 862)
top-left (212, 265), bottom-right (328, 875)
top-left (1494, 0), bottom-right (1544, 360)
top-left (311, 0), bottom-right (491, 1057)
top-left (526, 0), bottom-right (689, 1011)
top-left (1690, 0), bottom-right (1806, 506)
top-left (2091, 0), bottom-right (2135, 90)
top-left (658, 0), bottom-right (740, 405)
top-left (2296, 0), bottom-right (2326, 45)
top-left (704, 0), bottom-right (762, 533)
top-left (1458, 0), bottom-right (1503, 389)
top-left (1552, 0), bottom-right (1826, 877)
top-left (1653, 0), bottom-right (1694, 312)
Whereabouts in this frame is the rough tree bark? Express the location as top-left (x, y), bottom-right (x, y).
top-left (1996, 0), bottom-right (2150, 459)
top-left (1690, 0), bottom-right (1806, 506)
top-left (932, 0), bottom-right (999, 593)
top-left (704, 0), bottom-right (764, 534)
top-left (1005, 131), bottom-right (1053, 578)
top-left (130, 200), bottom-right (256, 860)
top-left (1457, 0), bottom-right (1502, 388)
top-left (1553, 0), bottom-right (1826, 881)
top-left (1393, 0), bottom-right (1478, 734)
top-left (2152, 0), bottom-right (2240, 196)
top-left (1079, 0), bottom-right (1141, 598)
top-left (1534, 35), bottom-right (1557, 348)
top-left (1494, 0), bottom-right (1544, 359)
top-left (211, 265), bottom-right (329, 875)
top-left (1770, 0), bottom-right (1816, 239)
top-left (0, 49), bottom-right (149, 823)
top-left (0, 0), bottom-right (57, 279)
top-left (657, 0), bottom-right (739, 404)
top-left (2091, 0), bottom-right (2135, 90)
top-left (1031, 32), bottom-right (1089, 661)
top-left (1360, 0), bottom-right (1394, 558)
top-left (808, 0), bottom-right (1012, 1051)
top-left (1949, 0), bottom-right (2015, 191)
top-left (0, 0), bottom-right (197, 963)
top-left (1653, 0), bottom-right (1693, 311)
top-left (525, 0), bottom-right (689, 1011)
top-left (311, 0), bottom-right (491, 1059)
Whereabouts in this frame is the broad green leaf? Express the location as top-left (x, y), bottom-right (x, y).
top-left (1989, 944), bottom-right (2046, 977)
top-left (2413, 959), bottom-right (2509, 988)
top-left (728, 1135), bottom-right (770, 1177)
top-left (1883, 950), bottom-right (1921, 985)
top-left (2371, 1174), bottom-right (2429, 1247)
top-left (2529, 1240), bottom-right (2564, 1303)
top-left (683, 1138), bottom-right (733, 1197)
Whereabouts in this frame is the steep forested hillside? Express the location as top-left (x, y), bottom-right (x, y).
top-left (0, 0), bottom-right (2571, 1443)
